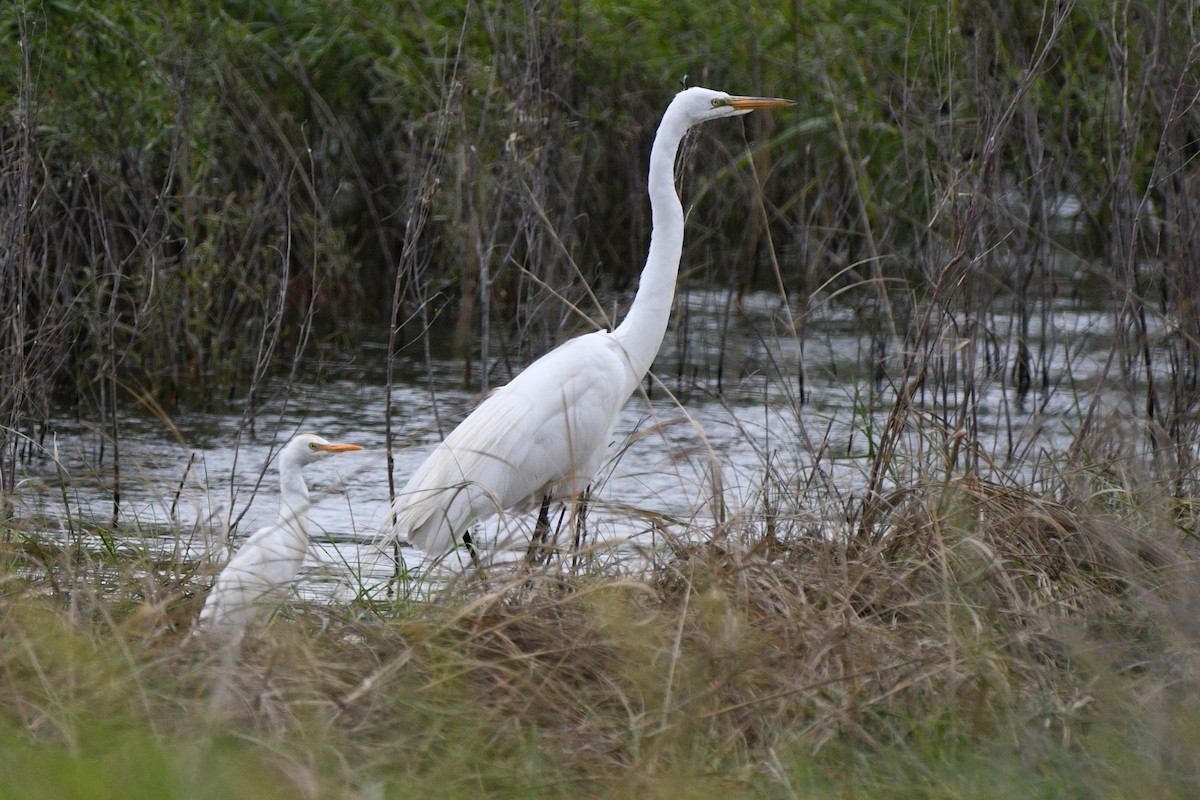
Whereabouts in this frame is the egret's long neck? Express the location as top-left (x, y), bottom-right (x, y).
top-left (277, 462), bottom-right (311, 541)
top-left (613, 108), bottom-right (691, 382)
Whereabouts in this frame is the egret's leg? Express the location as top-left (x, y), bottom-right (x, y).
top-left (461, 530), bottom-right (481, 569)
top-left (571, 487), bottom-right (591, 571)
top-left (524, 495), bottom-right (554, 564)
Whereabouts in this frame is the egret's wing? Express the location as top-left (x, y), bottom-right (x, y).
top-left (392, 332), bottom-right (635, 555)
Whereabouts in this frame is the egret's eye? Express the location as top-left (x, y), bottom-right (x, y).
top-left (309, 443), bottom-right (320, 450)
top-left (710, 98), bottom-right (724, 108)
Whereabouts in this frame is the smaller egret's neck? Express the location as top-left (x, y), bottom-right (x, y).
top-left (277, 461), bottom-right (311, 540)
top-left (613, 108), bottom-right (691, 382)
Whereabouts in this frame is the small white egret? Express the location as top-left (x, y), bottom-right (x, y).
top-left (198, 433), bottom-right (363, 634)
top-left (387, 87), bottom-right (794, 560)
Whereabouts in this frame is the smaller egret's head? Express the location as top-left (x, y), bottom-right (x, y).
top-left (669, 86), bottom-right (796, 126)
top-left (282, 433), bottom-right (363, 469)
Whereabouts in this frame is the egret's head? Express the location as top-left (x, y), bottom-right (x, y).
top-left (670, 86), bottom-right (796, 126)
top-left (282, 433), bottom-right (364, 469)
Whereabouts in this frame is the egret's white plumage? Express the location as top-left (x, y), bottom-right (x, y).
top-left (198, 433), bottom-right (363, 634)
top-left (389, 87), bottom-right (795, 558)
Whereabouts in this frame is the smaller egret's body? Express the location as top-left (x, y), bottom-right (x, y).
top-left (198, 433), bottom-right (362, 635)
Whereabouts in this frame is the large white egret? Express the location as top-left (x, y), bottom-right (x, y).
top-left (198, 433), bottom-right (363, 634)
top-left (388, 87), bottom-right (794, 560)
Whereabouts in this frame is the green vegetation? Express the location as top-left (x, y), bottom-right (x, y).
top-left (3, 0), bottom-right (1200, 795)
top-left (3, 0), bottom-right (1196, 410)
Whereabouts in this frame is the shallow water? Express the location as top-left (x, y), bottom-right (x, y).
top-left (12, 286), bottom-right (1155, 602)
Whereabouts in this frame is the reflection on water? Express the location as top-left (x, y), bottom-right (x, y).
top-left (12, 287), bottom-right (1153, 602)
